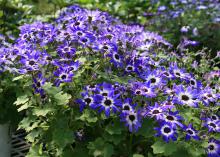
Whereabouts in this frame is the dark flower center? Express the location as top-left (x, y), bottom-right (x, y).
top-left (167, 115), bottom-right (174, 121)
top-left (210, 123), bottom-right (216, 128)
top-left (212, 116), bottom-right (217, 120)
top-left (89, 85), bottom-right (95, 88)
top-left (41, 94), bottom-right (47, 99)
top-left (164, 127), bottom-right (171, 133)
top-left (75, 22), bottom-right (80, 26)
top-left (23, 34), bottom-right (28, 38)
top-left (29, 60), bottom-right (35, 65)
top-left (207, 94), bottom-right (212, 97)
top-left (102, 92), bottom-right (108, 96)
top-left (143, 88), bottom-right (148, 92)
top-left (150, 78), bottom-right (156, 83)
top-left (77, 32), bottom-right (83, 36)
top-left (85, 98), bottom-right (92, 104)
top-left (129, 115), bottom-right (135, 122)
top-left (190, 80), bottom-right (195, 85)
top-left (36, 82), bottom-right (41, 87)
top-left (187, 129), bottom-right (194, 135)
top-left (46, 56), bottom-right (52, 61)
top-left (164, 72), bottom-right (169, 76)
top-left (61, 74), bottom-right (67, 80)
top-left (175, 72), bottom-right (180, 76)
top-left (82, 38), bottom-right (88, 43)
top-left (64, 47), bottom-right (69, 52)
top-left (104, 99), bottom-right (112, 106)
top-left (114, 54), bottom-right (120, 60)
top-left (182, 95), bottom-right (189, 101)
top-left (114, 90), bottom-right (120, 95)
top-left (209, 144), bottom-right (215, 151)
top-left (103, 45), bottom-right (109, 50)
top-left (123, 105), bottom-right (130, 110)
top-left (127, 66), bottom-right (133, 71)
top-left (135, 90), bottom-right (141, 95)
top-left (152, 110), bottom-right (160, 114)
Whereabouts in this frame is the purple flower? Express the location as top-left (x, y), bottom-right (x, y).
top-left (120, 110), bottom-right (142, 132)
top-left (94, 92), bottom-right (121, 117)
top-left (145, 103), bottom-right (167, 120)
top-left (76, 92), bottom-right (97, 112)
top-left (204, 118), bottom-right (220, 133)
top-left (54, 66), bottom-right (74, 86)
top-left (155, 122), bottom-right (178, 142)
top-left (183, 124), bottom-right (200, 141)
top-left (33, 73), bottom-right (46, 95)
top-left (162, 111), bottom-right (183, 128)
top-left (173, 85), bottom-right (199, 107)
top-left (121, 98), bottom-right (136, 112)
top-left (206, 138), bottom-right (220, 157)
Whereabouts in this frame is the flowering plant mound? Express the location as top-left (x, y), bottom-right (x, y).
top-left (0, 5), bottom-right (219, 157)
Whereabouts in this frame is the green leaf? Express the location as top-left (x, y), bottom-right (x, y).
top-left (103, 143), bottom-right (114, 157)
top-left (103, 132), bottom-right (124, 145)
top-left (43, 82), bottom-right (61, 95)
top-left (151, 140), bottom-right (178, 156)
top-left (133, 154), bottom-right (144, 157)
top-left (18, 116), bottom-right (40, 132)
top-left (78, 109), bottom-right (98, 123)
top-left (54, 92), bottom-right (71, 106)
top-left (26, 129), bottom-right (42, 143)
top-left (14, 95), bottom-right (29, 106)
top-left (32, 106), bottom-right (54, 117)
top-left (52, 128), bottom-right (74, 148)
top-left (12, 75), bottom-right (25, 81)
top-left (136, 118), bottom-right (154, 138)
top-left (17, 101), bottom-right (31, 112)
top-left (26, 145), bottom-right (48, 157)
top-left (105, 120), bottom-right (123, 135)
top-left (88, 138), bottom-right (114, 157)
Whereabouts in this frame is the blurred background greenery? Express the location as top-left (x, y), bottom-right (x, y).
top-left (0, 0), bottom-right (220, 57)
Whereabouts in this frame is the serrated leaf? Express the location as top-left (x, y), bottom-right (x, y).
top-left (14, 95), bottom-right (29, 106)
top-left (33, 107), bottom-right (54, 116)
top-left (52, 128), bottom-right (74, 148)
top-left (26, 129), bottom-right (41, 143)
top-left (43, 82), bottom-right (61, 95)
top-left (17, 101), bottom-right (31, 112)
top-left (78, 109), bottom-right (98, 123)
top-left (54, 92), bottom-right (71, 106)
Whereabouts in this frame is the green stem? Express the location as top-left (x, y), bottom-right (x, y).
top-left (129, 133), bottom-right (133, 156)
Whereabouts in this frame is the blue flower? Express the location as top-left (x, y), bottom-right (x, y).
top-left (121, 98), bottom-right (136, 112)
top-left (204, 118), bottom-right (220, 133)
top-left (173, 85), bottom-right (199, 107)
top-left (183, 124), bottom-right (200, 141)
top-left (94, 92), bottom-right (122, 117)
top-left (162, 111), bottom-right (183, 128)
top-left (76, 92), bottom-right (97, 112)
top-left (120, 110), bottom-right (142, 132)
top-left (145, 102), bottom-right (167, 120)
top-left (206, 138), bottom-right (220, 157)
top-left (54, 66), bottom-right (74, 86)
top-left (33, 72), bottom-right (46, 95)
top-left (155, 122), bottom-right (178, 142)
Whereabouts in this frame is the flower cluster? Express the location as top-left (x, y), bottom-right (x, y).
top-left (0, 5), bottom-right (219, 157)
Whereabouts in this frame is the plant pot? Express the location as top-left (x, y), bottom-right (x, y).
top-left (0, 123), bottom-right (11, 157)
